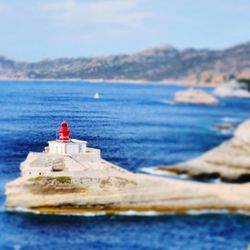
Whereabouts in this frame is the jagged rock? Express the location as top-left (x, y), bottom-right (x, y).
top-left (158, 120), bottom-right (250, 182)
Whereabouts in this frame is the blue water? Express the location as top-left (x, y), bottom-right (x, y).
top-left (0, 80), bottom-right (250, 250)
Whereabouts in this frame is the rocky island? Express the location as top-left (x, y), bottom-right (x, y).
top-left (174, 88), bottom-right (218, 104)
top-left (5, 121), bottom-right (250, 215)
top-left (157, 120), bottom-right (250, 183)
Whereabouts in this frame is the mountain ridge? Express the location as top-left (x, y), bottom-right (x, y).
top-left (1, 41), bottom-right (250, 85)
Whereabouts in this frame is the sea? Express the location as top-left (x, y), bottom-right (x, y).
top-left (0, 80), bottom-right (250, 250)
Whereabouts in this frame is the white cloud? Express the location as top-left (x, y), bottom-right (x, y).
top-left (41, 0), bottom-right (150, 29)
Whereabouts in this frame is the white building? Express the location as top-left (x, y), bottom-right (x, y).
top-left (20, 121), bottom-right (104, 178)
top-left (48, 139), bottom-right (87, 155)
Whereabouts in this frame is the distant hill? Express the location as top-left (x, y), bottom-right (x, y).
top-left (1, 42), bottom-right (250, 85)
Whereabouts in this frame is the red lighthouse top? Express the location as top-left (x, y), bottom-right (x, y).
top-left (58, 121), bottom-right (70, 141)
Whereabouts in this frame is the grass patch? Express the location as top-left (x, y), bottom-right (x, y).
top-left (29, 176), bottom-right (72, 184)
top-left (27, 176), bottom-right (88, 195)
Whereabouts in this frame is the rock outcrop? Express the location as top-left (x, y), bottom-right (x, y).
top-left (5, 149), bottom-right (250, 214)
top-left (6, 167), bottom-right (250, 214)
top-left (157, 120), bottom-right (250, 182)
top-left (174, 88), bottom-right (218, 104)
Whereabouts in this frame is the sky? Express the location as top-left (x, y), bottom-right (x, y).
top-left (0, 0), bottom-right (250, 61)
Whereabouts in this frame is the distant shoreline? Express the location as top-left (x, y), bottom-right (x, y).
top-left (0, 78), bottom-right (217, 87)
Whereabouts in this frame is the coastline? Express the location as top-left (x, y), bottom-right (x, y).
top-left (0, 77), bottom-right (218, 87)
top-left (7, 206), bottom-right (250, 216)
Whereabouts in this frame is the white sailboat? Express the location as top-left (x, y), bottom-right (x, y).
top-left (93, 92), bottom-right (100, 99)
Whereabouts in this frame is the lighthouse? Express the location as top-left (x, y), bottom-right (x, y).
top-left (59, 121), bottom-right (70, 141)
top-left (20, 121), bottom-right (101, 177)
top-left (47, 121), bottom-right (87, 155)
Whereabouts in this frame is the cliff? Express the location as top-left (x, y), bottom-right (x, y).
top-left (157, 120), bottom-right (250, 182)
top-left (1, 41), bottom-right (250, 85)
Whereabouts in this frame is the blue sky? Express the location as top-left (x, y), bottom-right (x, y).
top-left (0, 0), bottom-right (250, 61)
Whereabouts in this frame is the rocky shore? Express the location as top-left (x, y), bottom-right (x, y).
top-left (157, 120), bottom-right (250, 183)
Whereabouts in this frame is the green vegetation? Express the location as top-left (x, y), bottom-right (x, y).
top-left (29, 176), bottom-right (71, 184)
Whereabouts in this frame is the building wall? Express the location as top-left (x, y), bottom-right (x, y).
top-left (48, 140), bottom-right (87, 155)
top-left (20, 142), bottom-right (100, 178)
top-left (66, 143), bottom-right (80, 154)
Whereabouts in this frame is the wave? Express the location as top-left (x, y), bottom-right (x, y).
top-left (140, 167), bottom-right (191, 180)
top-left (140, 167), bottom-right (223, 185)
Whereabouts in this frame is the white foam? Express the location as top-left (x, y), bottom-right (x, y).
top-left (186, 209), bottom-right (250, 216)
top-left (5, 206), bottom-right (250, 216)
top-left (222, 117), bottom-right (239, 123)
top-left (141, 167), bottom-right (167, 176)
top-left (117, 210), bottom-right (161, 216)
top-left (140, 167), bottom-right (226, 185)
top-left (162, 99), bottom-right (175, 105)
top-left (211, 127), bottom-right (234, 136)
top-left (140, 167), bottom-right (175, 176)
top-left (6, 207), bottom-right (41, 214)
top-left (235, 210), bottom-right (250, 216)
top-left (48, 212), bottom-right (107, 217)
top-left (6, 207), bottom-right (107, 216)
top-left (186, 209), bottom-right (230, 215)
top-left (140, 167), bottom-right (191, 180)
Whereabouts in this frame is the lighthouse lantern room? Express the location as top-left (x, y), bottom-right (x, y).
top-left (48, 121), bottom-right (87, 155)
